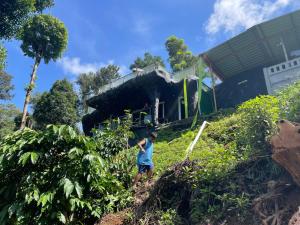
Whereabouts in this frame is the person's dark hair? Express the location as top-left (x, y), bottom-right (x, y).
top-left (150, 132), bottom-right (157, 139)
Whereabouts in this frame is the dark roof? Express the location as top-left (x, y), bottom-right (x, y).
top-left (201, 10), bottom-right (300, 80)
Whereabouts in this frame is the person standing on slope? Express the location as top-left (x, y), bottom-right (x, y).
top-left (133, 132), bottom-right (157, 187)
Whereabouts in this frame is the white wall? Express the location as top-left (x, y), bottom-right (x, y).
top-left (264, 57), bottom-right (300, 94)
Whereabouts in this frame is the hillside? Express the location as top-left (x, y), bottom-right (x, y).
top-left (109, 82), bottom-right (300, 225)
top-left (1, 82), bottom-right (300, 225)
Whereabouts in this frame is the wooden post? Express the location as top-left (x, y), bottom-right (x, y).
top-left (154, 96), bottom-right (159, 125)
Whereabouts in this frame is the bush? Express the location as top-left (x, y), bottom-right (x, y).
top-left (0, 125), bottom-right (132, 225)
top-left (237, 95), bottom-right (279, 155)
top-left (277, 81), bottom-right (300, 122)
top-left (92, 114), bottom-right (133, 159)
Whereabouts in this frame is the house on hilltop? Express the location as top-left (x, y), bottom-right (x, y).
top-left (82, 64), bottom-right (213, 135)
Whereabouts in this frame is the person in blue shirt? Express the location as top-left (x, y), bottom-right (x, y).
top-left (133, 132), bottom-right (157, 187)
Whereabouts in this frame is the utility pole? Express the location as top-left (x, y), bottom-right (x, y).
top-left (279, 38), bottom-right (289, 62)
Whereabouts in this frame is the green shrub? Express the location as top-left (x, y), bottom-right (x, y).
top-left (92, 114), bottom-right (133, 159)
top-left (237, 95), bottom-right (279, 155)
top-left (0, 125), bottom-right (132, 225)
top-left (277, 81), bottom-right (300, 122)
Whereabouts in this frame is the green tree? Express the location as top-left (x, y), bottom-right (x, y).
top-left (0, 44), bottom-right (7, 71)
top-left (0, 0), bottom-right (55, 40)
top-left (19, 14), bottom-right (68, 129)
top-left (32, 79), bottom-right (79, 129)
top-left (92, 64), bottom-right (121, 95)
top-left (0, 71), bottom-right (14, 101)
top-left (34, 0), bottom-right (54, 13)
top-left (76, 73), bottom-right (94, 114)
top-left (165, 35), bottom-right (197, 72)
top-left (130, 52), bottom-right (165, 70)
top-left (0, 104), bottom-right (20, 140)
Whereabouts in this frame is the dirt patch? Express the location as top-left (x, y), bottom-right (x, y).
top-left (95, 210), bottom-right (129, 225)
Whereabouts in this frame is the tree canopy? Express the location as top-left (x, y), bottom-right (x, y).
top-left (32, 79), bottom-right (79, 129)
top-left (0, 71), bottom-right (14, 101)
top-left (130, 52), bottom-right (165, 70)
top-left (20, 14), bottom-right (68, 63)
top-left (92, 64), bottom-right (120, 94)
top-left (165, 35), bottom-right (197, 72)
top-left (0, 104), bottom-right (20, 140)
top-left (76, 65), bottom-right (121, 114)
top-left (76, 73), bottom-right (94, 114)
top-left (0, 0), bottom-right (55, 40)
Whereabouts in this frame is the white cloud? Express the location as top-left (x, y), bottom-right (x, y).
top-left (133, 19), bottom-right (150, 35)
top-left (58, 57), bottom-right (130, 76)
top-left (206, 0), bottom-right (294, 35)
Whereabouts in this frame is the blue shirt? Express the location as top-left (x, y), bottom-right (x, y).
top-left (137, 138), bottom-right (153, 166)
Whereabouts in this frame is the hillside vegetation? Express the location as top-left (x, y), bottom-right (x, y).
top-left (1, 82), bottom-right (300, 225)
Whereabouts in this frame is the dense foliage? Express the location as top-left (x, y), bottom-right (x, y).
top-left (0, 104), bottom-right (20, 140)
top-left (32, 79), bottom-right (79, 129)
top-left (0, 0), bottom-right (55, 39)
top-left (0, 125), bottom-right (133, 225)
top-left (76, 73), bottom-right (94, 114)
top-left (0, 45), bottom-right (7, 71)
top-left (20, 14), bottom-right (68, 64)
top-left (130, 52), bottom-right (165, 70)
top-left (165, 35), bottom-right (197, 72)
top-left (277, 80), bottom-right (300, 122)
top-left (0, 71), bottom-right (14, 101)
top-left (237, 95), bottom-right (279, 155)
top-left (76, 64), bottom-right (121, 113)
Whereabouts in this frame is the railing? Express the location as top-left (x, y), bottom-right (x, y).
top-left (96, 64), bottom-right (162, 95)
top-left (266, 57), bottom-right (300, 76)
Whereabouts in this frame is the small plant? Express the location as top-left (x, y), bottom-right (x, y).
top-left (158, 209), bottom-right (177, 225)
top-left (92, 113), bottom-right (133, 159)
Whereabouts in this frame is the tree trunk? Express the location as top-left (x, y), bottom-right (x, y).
top-left (271, 120), bottom-right (300, 187)
top-left (20, 57), bottom-right (41, 130)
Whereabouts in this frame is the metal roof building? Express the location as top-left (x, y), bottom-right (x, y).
top-left (201, 9), bottom-right (300, 108)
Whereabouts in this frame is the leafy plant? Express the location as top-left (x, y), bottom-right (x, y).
top-left (237, 95), bottom-right (279, 155)
top-left (0, 125), bottom-right (132, 225)
top-left (92, 114), bottom-right (133, 159)
top-left (277, 81), bottom-right (300, 122)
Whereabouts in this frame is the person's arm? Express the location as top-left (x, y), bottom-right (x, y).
top-left (137, 139), bottom-right (146, 153)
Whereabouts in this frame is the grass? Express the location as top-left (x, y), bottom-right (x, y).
top-left (152, 113), bottom-right (241, 176)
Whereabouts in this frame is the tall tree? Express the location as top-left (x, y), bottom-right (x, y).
top-left (130, 52), bottom-right (165, 70)
top-left (32, 79), bottom-right (79, 129)
top-left (165, 35), bottom-right (197, 72)
top-left (165, 36), bottom-right (197, 119)
top-left (76, 72), bottom-right (94, 114)
top-left (92, 64), bottom-right (120, 95)
top-left (0, 0), bottom-right (55, 40)
top-left (19, 14), bottom-right (68, 129)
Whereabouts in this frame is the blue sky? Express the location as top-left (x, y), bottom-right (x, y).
top-left (3, 0), bottom-right (300, 110)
